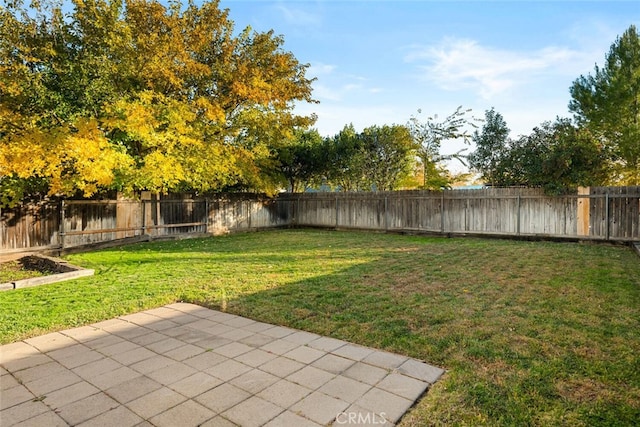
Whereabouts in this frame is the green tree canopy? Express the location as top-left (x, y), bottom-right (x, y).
top-left (569, 24), bottom-right (640, 184)
top-left (0, 0), bottom-right (315, 206)
top-left (468, 108), bottom-right (510, 186)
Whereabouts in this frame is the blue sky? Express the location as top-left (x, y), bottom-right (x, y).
top-left (219, 0), bottom-right (639, 164)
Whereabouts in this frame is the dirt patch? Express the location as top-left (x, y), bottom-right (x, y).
top-left (0, 255), bottom-right (94, 290)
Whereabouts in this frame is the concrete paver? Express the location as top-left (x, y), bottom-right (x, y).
top-left (0, 303), bottom-right (445, 426)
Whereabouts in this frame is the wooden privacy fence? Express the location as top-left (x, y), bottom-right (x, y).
top-left (279, 186), bottom-right (640, 241)
top-left (1, 187), bottom-right (639, 252)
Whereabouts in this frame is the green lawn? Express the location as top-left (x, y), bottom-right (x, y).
top-left (1, 229), bottom-right (638, 426)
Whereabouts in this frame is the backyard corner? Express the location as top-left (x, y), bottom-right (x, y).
top-left (1, 229), bottom-right (639, 426)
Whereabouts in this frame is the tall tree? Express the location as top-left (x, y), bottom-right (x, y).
top-left (276, 128), bottom-right (324, 192)
top-left (497, 119), bottom-right (609, 192)
top-left (360, 125), bottom-right (417, 191)
top-left (0, 0), bottom-right (315, 206)
top-left (468, 108), bottom-right (510, 186)
top-left (569, 24), bottom-right (640, 184)
top-left (407, 106), bottom-right (477, 189)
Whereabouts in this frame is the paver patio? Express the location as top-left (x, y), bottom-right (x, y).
top-left (0, 303), bottom-right (444, 426)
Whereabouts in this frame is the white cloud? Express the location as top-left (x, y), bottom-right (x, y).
top-left (307, 63), bottom-right (336, 76)
top-left (406, 37), bottom-right (590, 100)
top-left (274, 2), bottom-right (322, 27)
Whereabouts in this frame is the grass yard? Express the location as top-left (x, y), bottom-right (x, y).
top-left (0, 229), bottom-right (638, 426)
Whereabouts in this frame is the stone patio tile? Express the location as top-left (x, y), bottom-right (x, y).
top-left (222, 396), bottom-right (283, 427)
top-left (204, 359), bottom-right (252, 381)
top-left (87, 366), bottom-right (141, 390)
top-left (261, 326), bottom-right (295, 338)
top-left (219, 328), bottom-right (255, 341)
top-left (290, 391), bottom-right (350, 425)
top-left (307, 336), bottom-right (347, 352)
top-left (0, 372), bottom-right (20, 390)
top-left (126, 387), bottom-right (186, 419)
top-left (286, 365), bottom-right (335, 390)
top-left (200, 416), bottom-right (237, 427)
top-left (332, 344), bottom-right (375, 361)
top-left (212, 341), bottom-right (253, 358)
top-left (396, 359), bottom-right (445, 384)
top-left (283, 346), bottom-right (325, 364)
top-left (195, 383), bottom-right (251, 413)
top-left (111, 325), bottom-right (152, 340)
top-left (319, 376), bottom-right (372, 402)
top-left (169, 372), bottom-right (223, 398)
top-left (96, 340), bottom-right (140, 357)
top-left (146, 362), bottom-right (197, 386)
top-left (241, 321), bottom-right (274, 333)
top-left (354, 388), bottom-right (413, 424)
top-left (0, 342), bottom-right (38, 363)
top-left (235, 348), bottom-right (278, 367)
top-left (110, 346), bottom-right (157, 365)
top-left (24, 367), bottom-right (82, 395)
top-left (44, 381), bottom-right (100, 409)
top-left (202, 323), bottom-right (234, 336)
top-left (164, 344), bottom-right (205, 361)
top-left (129, 354), bottom-right (174, 374)
top-left (92, 318), bottom-right (130, 330)
top-left (0, 341), bottom-right (51, 372)
top-left (57, 392), bottom-right (120, 425)
top-left (332, 404), bottom-right (394, 427)
top-left (72, 357), bottom-right (122, 379)
top-left (129, 331), bottom-right (167, 346)
top-left (186, 319), bottom-right (220, 332)
top-left (260, 339), bottom-right (300, 355)
top-left (377, 373), bottom-right (429, 400)
top-left (264, 410), bottom-right (322, 427)
top-left (144, 319), bottom-right (180, 331)
top-left (119, 312), bottom-right (163, 326)
top-left (16, 410), bottom-right (68, 427)
top-left (149, 400), bottom-right (215, 427)
top-left (84, 334), bottom-right (126, 350)
top-left (105, 376), bottom-right (162, 404)
top-left (312, 354), bottom-right (356, 375)
top-left (168, 328), bottom-right (214, 344)
top-left (0, 400), bottom-right (50, 425)
top-left (183, 351), bottom-right (228, 371)
top-left (193, 336), bottom-right (233, 350)
top-left (1, 384), bottom-right (34, 409)
top-left (363, 350), bottom-right (409, 370)
top-left (206, 311), bottom-right (241, 323)
top-left (285, 331), bottom-right (322, 346)
top-left (257, 379), bottom-right (313, 408)
top-left (146, 337), bottom-right (183, 354)
top-left (25, 332), bottom-right (76, 353)
top-left (259, 356), bottom-right (305, 378)
top-left (55, 349), bottom-right (105, 370)
top-left (14, 360), bottom-right (65, 383)
top-left (239, 333), bottom-right (276, 348)
top-left (230, 369), bottom-right (279, 394)
top-left (165, 302), bottom-right (212, 317)
top-left (60, 326), bottom-right (108, 343)
top-left (221, 316), bottom-right (257, 328)
top-left (163, 313), bottom-right (201, 326)
top-left (343, 362), bottom-right (389, 385)
top-left (78, 405), bottom-right (142, 427)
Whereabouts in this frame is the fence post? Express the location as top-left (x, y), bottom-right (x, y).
top-left (384, 195), bottom-right (388, 232)
top-left (205, 199), bottom-right (209, 234)
top-left (59, 200), bottom-right (65, 249)
top-left (440, 191), bottom-right (445, 233)
top-left (517, 195), bottom-right (521, 235)
top-left (335, 196), bottom-right (339, 228)
top-left (605, 192), bottom-right (610, 241)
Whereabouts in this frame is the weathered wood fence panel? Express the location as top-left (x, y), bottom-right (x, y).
top-left (2, 187), bottom-right (639, 252)
top-left (0, 203), bottom-right (60, 251)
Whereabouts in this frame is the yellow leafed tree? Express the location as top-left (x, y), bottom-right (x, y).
top-left (0, 0), bottom-right (316, 206)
